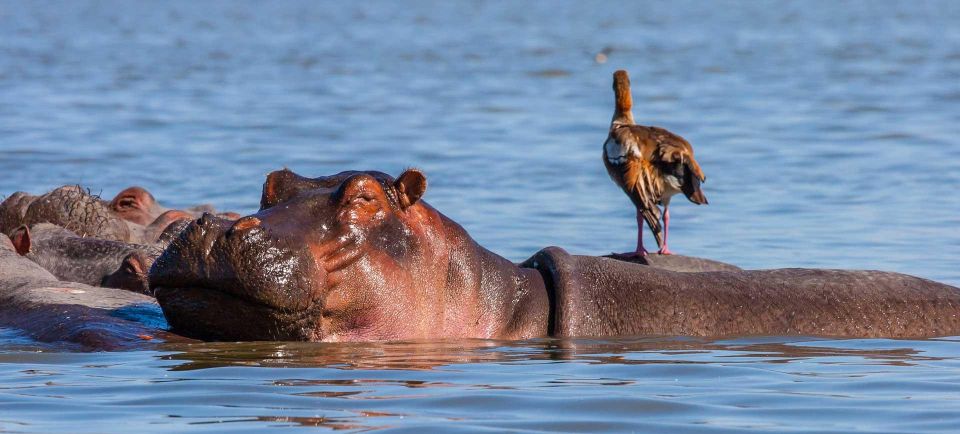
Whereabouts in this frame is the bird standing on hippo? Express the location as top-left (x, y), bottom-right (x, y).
top-left (603, 69), bottom-right (708, 256)
top-left (150, 168), bottom-right (960, 342)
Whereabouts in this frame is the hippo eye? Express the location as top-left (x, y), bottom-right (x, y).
top-left (116, 198), bottom-right (138, 210)
top-left (350, 194), bottom-right (376, 206)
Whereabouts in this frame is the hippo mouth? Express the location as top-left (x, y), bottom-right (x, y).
top-left (153, 285), bottom-right (321, 341)
top-left (149, 215), bottom-right (324, 341)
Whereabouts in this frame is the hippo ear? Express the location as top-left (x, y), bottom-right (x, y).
top-left (395, 169), bottom-right (427, 209)
top-left (261, 169), bottom-right (292, 210)
top-left (10, 225), bottom-right (31, 255)
top-left (260, 168), bottom-right (323, 210)
top-left (120, 252), bottom-right (147, 276)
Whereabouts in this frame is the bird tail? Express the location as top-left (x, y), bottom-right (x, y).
top-left (641, 206), bottom-right (665, 249)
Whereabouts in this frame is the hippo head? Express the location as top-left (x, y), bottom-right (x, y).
top-left (150, 168), bottom-right (455, 342)
top-left (22, 186), bottom-right (131, 242)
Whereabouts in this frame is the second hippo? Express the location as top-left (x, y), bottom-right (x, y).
top-left (2, 185), bottom-right (236, 244)
top-left (10, 223), bottom-right (162, 294)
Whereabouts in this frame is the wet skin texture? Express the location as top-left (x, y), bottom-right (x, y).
top-left (19, 186), bottom-right (132, 242)
top-left (0, 239), bottom-right (181, 350)
top-left (10, 223), bottom-right (162, 294)
top-left (151, 169), bottom-right (960, 342)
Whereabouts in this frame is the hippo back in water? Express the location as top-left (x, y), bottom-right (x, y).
top-left (525, 247), bottom-right (960, 338)
top-left (0, 237), bottom-right (179, 350)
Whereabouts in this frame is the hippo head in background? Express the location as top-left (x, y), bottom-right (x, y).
top-left (109, 186), bottom-right (168, 226)
top-left (21, 186), bottom-right (132, 242)
top-left (151, 168), bottom-right (544, 342)
top-left (108, 187), bottom-right (234, 241)
top-left (9, 223), bottom-right (160, 294)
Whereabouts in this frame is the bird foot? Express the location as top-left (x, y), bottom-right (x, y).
top-left (611, 249), bottom-right (648, 259)
top-left (657, 248), bottom-right (674, 255)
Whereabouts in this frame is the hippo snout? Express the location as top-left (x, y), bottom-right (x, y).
top-left (150, 212), bottom-right (322, 313)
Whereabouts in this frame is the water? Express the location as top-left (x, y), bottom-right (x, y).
top-left (2, 336), bottom-right (960, 433)
top-left (0, 0), bottom-right (958, 431)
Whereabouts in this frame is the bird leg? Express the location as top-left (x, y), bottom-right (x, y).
top-left (635, 209), bottom-right (650, 256)
top-left (612, 209), bottom-right (649, 258)
top-left (658, 205), bottom-right (673, 255)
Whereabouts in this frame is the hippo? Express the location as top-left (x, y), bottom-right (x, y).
top-left (150, 168), bottom-right (960, 342)
top-left (0, 236), bottom-right (180, 350)
top-left (1, 185), bottom-right (235, 244)
top-left (13, 185), bottom-right (132, 242)
top-left (109, 186), bottom-right (171, 226)
top-left (9, 223), bottom-right (162, 294)
top-left (108, 186), bottom-right (238, 229)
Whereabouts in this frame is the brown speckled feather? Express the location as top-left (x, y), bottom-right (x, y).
top-left (604, 125), bottom-right (707, 249)
top-left (603, 69), bottom-right (707, 251)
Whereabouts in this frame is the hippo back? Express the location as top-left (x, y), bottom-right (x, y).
top-left (523, 247), bottom-right (960, 339)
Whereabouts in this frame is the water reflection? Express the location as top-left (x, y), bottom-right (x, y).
top-left (157, 337), bottom-right (944, 372)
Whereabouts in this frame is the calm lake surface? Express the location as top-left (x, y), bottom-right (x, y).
top-left (1, 0), bottom-right (958, 432)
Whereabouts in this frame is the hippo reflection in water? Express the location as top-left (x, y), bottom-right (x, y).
top-left (149, 168), bottom-right (960, 342)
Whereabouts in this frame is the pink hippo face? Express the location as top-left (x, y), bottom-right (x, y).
top-left (149, 168), bottom-right (487, 342)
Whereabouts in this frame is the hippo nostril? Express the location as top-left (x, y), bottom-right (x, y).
top-left (232, 217), bottom-right (261, 231)
top-left (227, 216), bottom-right (262, 237)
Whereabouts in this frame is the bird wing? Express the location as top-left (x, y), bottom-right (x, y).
top-left (647, 126), bottom-right (709, 205)
top-left (648, 126), bottom-right (706, 182)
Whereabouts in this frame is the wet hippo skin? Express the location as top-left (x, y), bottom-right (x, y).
top-left (604, 253), bottom-right (740, 272)
top-left (19, 186), bottom-right (132, 242)
top-left (526, 247), bottom-right (960, 338)
top-left (151, 168), bottom-right (960, 342)
top-left (9, 223), bottom-right (162, 294)
top-left (152, 169), bottom-right (551, 341)
top-left (0, 238), bottom-right (184, 350)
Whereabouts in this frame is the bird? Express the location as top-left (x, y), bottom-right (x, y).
top-left (602, 70), bottom-right (708, 257)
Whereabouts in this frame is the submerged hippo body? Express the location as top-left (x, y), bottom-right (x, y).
top-left (151, 168), bottom-right (960, 342)
top-left (9, 223), bottom-right (162, 294)
top-left (0, 238), bottom-right (176, 350)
